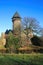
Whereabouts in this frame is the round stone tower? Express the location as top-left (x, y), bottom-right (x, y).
top-left (12, 12), bottom-right (21, 36)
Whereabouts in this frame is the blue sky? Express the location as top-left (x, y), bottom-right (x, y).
top-left (0, 0), bottom-right (43, 35)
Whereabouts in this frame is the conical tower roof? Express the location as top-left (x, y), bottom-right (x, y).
top-left (12, 11), bottom-right (21, 19)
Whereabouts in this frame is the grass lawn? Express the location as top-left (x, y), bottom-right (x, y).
top-left (0, 53), bottom-right (43, 65)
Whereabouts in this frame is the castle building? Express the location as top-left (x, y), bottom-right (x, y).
top-left (12, 12), bottom-right (21, 36)
top-left (11, 12), bottom-right (33, 46)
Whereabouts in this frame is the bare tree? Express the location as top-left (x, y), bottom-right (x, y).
top-left (39, 28), bottom-right (43, 36)
top-left (22, 17), bottom-right (40, 45)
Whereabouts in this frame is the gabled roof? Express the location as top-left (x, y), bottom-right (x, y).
top-left (12, 11), bottom-right (21, 19)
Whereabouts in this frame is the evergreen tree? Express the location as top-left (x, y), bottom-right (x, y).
top-left (5, 32), bottom-right (20, 53)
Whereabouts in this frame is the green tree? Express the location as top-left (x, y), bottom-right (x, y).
top-left (5, 32), bottom-right (20, 53)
